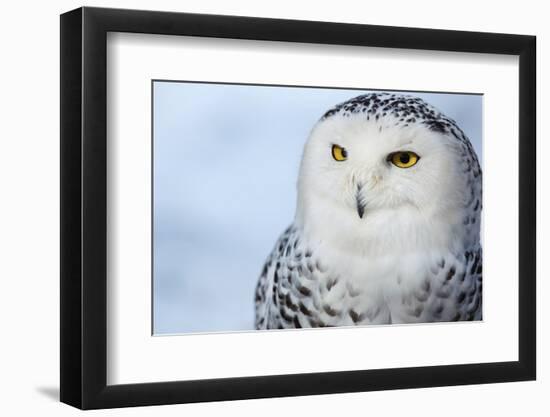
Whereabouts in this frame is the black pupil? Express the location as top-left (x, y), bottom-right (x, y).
top-left (341, 148), bottom-right (347, 158)
top-left (399, 153), bottom-right (410, 164)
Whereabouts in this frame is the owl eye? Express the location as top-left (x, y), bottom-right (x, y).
top-left (331, 144), bottom-right (348, 161)
top-left (389, 151), bottom-right (420, 168)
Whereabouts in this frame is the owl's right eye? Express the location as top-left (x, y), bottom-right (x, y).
top-left (331, 144), bottom-right (348, 161)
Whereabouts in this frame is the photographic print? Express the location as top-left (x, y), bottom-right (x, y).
top-left (61, 8), bottom-right (536, 408)
top-left (153, 81), bottom-right (482, 335)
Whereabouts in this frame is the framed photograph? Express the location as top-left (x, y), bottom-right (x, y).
top-left (60, 6), bottom-right (536, 409)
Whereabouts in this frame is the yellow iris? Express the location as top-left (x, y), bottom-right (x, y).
top-left (332, 144), bottom-right (348, 161)
top-left (390, 151), bottom-right (420, 168)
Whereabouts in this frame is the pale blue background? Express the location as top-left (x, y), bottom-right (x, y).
top-left (153, 82), bottom-right (482, 335)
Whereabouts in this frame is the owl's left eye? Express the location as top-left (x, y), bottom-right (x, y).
top-left (388, 151), bottom-right (420, 168)
top-left (332, 144), bottom-right (348, 161)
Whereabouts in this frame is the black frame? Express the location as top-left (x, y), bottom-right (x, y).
top-left (60, 6), bottom-right (536, 410)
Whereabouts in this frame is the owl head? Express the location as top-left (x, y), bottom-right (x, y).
top-left (295, 93), bottom-right (481, 255)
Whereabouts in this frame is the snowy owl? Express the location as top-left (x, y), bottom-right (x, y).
top-left (254, 92), bottom-right (482, 329)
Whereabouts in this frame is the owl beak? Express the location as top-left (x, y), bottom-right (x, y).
top-left (356, 184), bottom-right (366, 219)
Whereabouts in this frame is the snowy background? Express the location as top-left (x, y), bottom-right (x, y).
top-left (153, 81), bottom-right (482, 335)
